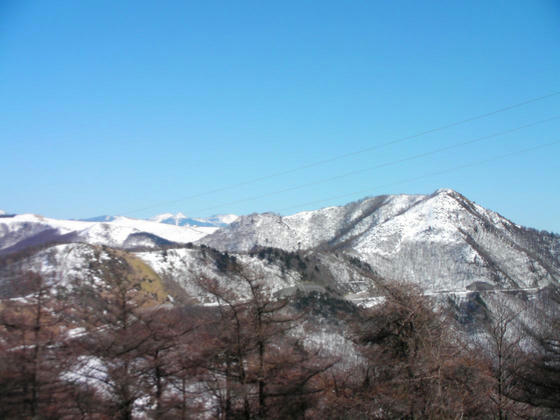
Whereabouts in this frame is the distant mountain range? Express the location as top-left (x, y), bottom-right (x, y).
top-left (0, 214), bottom-right (227, 255)
top-left (79, 213), bottom-right (238, 227)
top-left (149, 212), bottom-right (238, 227)
top-left (0, 212), bottom-right (240, 256)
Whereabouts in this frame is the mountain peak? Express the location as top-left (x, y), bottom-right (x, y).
top-left (434, 187), bottom-right (459, 196)
top-left (199, 190), bottom-right (559, 294)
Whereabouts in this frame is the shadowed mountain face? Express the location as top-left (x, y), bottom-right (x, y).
top-left (200, 189), bottom-right (560, 293)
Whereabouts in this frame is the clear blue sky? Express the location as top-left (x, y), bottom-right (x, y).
top-left (1, 1), bottom-right (559, 232)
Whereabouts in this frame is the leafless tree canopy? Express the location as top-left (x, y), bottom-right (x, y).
top-left (1, 266), bottom-right (559, 419)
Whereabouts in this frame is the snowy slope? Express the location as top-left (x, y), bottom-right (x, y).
top-left (199, 194), bottom-right (426, 252)
top-left (200, 189), bottom-right (560, 293)
top-left (2, 189), bottom-right (559, 297)
top-left (135, 247), bottom-right (299, 304)
top-left (4, 243), bottom-right (110, 287)
top-left (0, 214), bottom-right (88, 253)
top-left (101, 216), bottom-right (216, 244)
top-left (0, 241), bottom-right (365, 366)
top-left (0, 214), bottom-right (218, 253)
top-left (347, 189), bottom-right (554, 291)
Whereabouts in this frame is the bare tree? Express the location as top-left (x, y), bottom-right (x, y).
top-left (346, 281), bottom-right (494, 418)
top-left (511, 286), bottom-right (560, 413)
top-left (0, 272), bottom-right (74, 419)
top-left (480, 294), bottom-right (532, 419)
top-left (135, 306), bottom-right (199, 419)
top-left (196, 266), bottom-right (335, 419)
top-left (68, 257), bottom-right (163, 419)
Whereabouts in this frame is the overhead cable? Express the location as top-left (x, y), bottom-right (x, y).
top-left (125, 91), bottom-right (560, 215)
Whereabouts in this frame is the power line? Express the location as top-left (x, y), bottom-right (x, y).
top-left (188, 115), bottom-right (560, 214)
top-left (125, 91), bottom-right (560, 215)
top-left (274, 139), bottom-right (560, 214)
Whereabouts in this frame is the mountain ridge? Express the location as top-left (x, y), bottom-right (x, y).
top-left (2, 188), bottom-right (558, 297)
top-left (199, 188), bottom-right (560, 293)
top-left (0, 214), bottom-right (218, 255)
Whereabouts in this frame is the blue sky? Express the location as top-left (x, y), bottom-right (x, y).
top-left (1, 1), bottom-right (559, 232)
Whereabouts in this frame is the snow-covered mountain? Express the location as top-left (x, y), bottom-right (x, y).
top-left (3, 191), bottom-right (558, 418)
top-left (2, 188), bottom-right (558, 299)
top-left (151, 212), bottom-right (238, 227)
top-left (200, 188), bottom-right (560, 293)
top-left (0, 214), bottom-right (218, 255)
top-left (2, 188), bottom-right (559, 349)
top-left (78, 213), bottom-right (238, 227)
